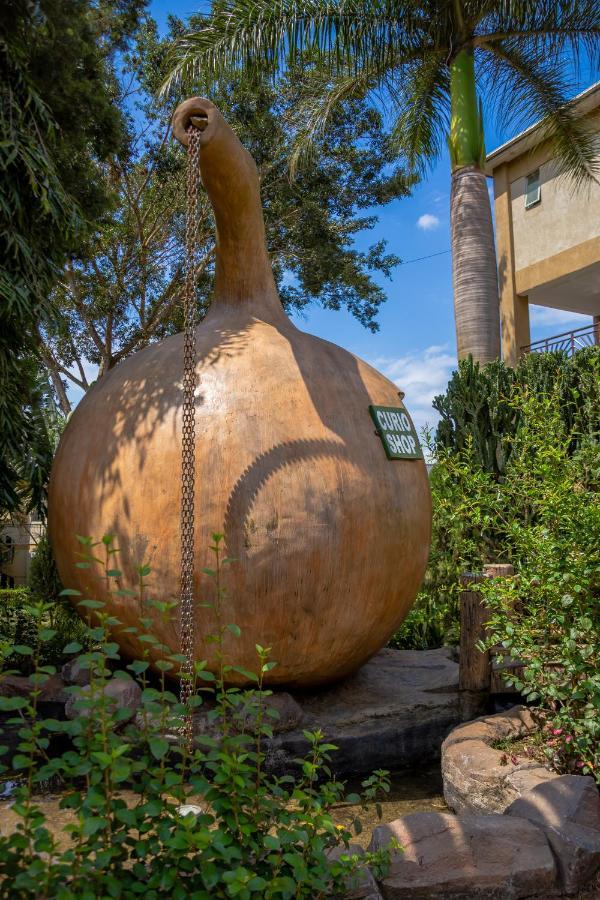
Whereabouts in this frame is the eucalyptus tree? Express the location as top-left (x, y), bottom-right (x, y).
top-left (165, 0), bottom-right (600, 364)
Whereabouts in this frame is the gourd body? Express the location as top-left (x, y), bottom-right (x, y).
top-left (48, 99), bottom-right (431, 687)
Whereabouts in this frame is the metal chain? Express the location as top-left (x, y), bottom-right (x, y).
top-left (180, 126), bottom-right (201, 744)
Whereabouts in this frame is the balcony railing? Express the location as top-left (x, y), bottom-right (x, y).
top-left (522, 322), bottom-right (599, 356)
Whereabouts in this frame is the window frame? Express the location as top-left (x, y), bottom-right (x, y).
top-left (525, 168), bottom-right (541, 209)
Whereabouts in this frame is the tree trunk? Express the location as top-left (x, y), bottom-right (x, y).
top-left (449, 50), bottom-right (501, 364)
top-left (450, 166), bottom-right (500, 362)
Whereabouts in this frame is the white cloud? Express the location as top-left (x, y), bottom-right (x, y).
top-left (370, 345), bottom-right (457, 441)
top-left (417, 213), bottom-right (440, 231)
top-left (529, 306), bottom-right (591, 328)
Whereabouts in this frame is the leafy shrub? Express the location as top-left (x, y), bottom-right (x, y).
top-left (28, 534), bottom-right (62, 605)
top-left (0, 588), bottom-right (38, 671)
top-left (0, 534), bottom-right (394, 897)
top-left (420, 382), bottom-right (599, 779)
top-left (434, 348), bottom-right (600, 476)
top-left (391, 348), bottom-right (600, 651)
top-left (0, 586), bottom-right (86, 675)
top-left (478, 393), bottom-right (600, 781)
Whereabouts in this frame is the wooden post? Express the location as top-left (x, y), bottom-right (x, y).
top-left (459, 565), bottom-right (514, 720)
top-left (459, 573), bottom-right (491, 720)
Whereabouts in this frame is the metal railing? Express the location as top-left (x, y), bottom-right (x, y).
top-left (522, 322), bottom-right (599, 356)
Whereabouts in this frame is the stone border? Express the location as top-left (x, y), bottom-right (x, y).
top-left (339, 708), bottom-right (600, 899)
top-left (441, 704), bottom-right (559, 815)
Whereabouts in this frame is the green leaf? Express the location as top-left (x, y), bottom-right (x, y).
top-left (63, 642), bottom-right (83, 654)
top-left (128, 660), bottom-right (149, 674)
top-left (231, 666), bottom-right (258, 682)
top-left (155, 660), bottom-right (174, 672)
top-left (227, 623), bottom-right (241, 638)
top-left (39, 628), bottom-right (57, 642)
top-left (59, 588), bottom-right (82, 597)
top-left (82, 816), bottom-right (107, 836)
top-left (149, 737), bottom-right (170, 760)
top-left (196, 670), bottom-right (215, 682)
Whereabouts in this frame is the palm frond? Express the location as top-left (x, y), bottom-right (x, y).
top-left (387, 50), bottom-right (449, 176)
top-left (481, 39), bottom-right (599, 185)
top-left (284, 64), bottom-right (392, 177)
top-left (161, 0), bottom-right (427, 96)
top-left (475, 0), bottom-right (600, 70)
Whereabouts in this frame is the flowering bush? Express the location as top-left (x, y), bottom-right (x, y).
top-left (0, 534), bottom-right (393, 897)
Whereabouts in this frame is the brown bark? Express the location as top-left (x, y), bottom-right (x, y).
top-left (451, 166), bottom-right (501, 363)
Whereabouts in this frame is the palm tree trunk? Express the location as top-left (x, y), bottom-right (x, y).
top-left (449, 50), bottom-right (500, 364)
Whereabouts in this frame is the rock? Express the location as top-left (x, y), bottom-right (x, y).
top-left (442, 706), bottom-right (558, 814)
top-left (0, 674), bottom-right (34, 697)
top-left (506, 775), bottom-right (600, 894)
top-left (239, 692), bottom-right (305, 734)
top-left (65, 676), bottom-right (141, 723)
top-left (443, 707), bottom-right (537, 750)
top-left (368, 811), bottom-right (556, 899)
top-left (0, 673), bottom-right (68, 703)
top-left (264, 648), bottom-right (462, 776)
top-left (37, 674), bottom-right (69, 704)
top-left (189, 691), bottom-right (305, 743)
top-left (61, 656), bottom-right (91, 686)
top-left (328, 844), bottom-right (383, 900)
top-left (442, 737), bottom-right (556, 815)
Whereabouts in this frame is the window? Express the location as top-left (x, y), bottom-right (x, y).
top-left (525, 169), bottom-right (541, 208)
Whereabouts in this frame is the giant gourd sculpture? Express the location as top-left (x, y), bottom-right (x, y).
top-left (49, 98), bottom-right (431, 687)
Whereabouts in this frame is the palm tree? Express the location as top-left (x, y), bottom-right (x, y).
top-left (164, 1), bottom-right (600, 364)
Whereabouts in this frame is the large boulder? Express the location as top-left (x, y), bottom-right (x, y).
top-left (0, 674), bottom-right (34, 697)
top-left (506, 775), bottom-right (600, 894)
top-left (65, 676), bottom-right (141, 723)
top-left (0, 673), bottom-right (68, 703)
top-left (61, 656), bottom-right (92, 686)
top-left (442, 706), bottom-right (558, 814)
top-left (368, 811), bottom-right (556, 899)
top-left (264, 648), bottom-right (462, 775)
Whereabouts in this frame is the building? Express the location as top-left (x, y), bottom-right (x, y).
top-left (0, 515), bottom-right (44, 588)
top-left (486, 81), bottom-right (600, 366)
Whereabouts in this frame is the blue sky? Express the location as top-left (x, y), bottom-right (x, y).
top-left (139, 2), bottom-right (597, 434)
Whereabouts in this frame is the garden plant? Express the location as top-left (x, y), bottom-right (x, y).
top-left (408, 366), bottom-right (599, 781)
top-left (0, 534), bottom-right (393, 898)
top-left (393, 347), bottom-right (600, 651)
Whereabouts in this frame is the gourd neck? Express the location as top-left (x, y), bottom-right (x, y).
top-left (199, 136), bottom-right (281, 315)
top-left (172, 97), bottom-right (284, 321)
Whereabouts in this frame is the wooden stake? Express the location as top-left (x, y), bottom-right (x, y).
top-left (459, 565), bottom-right (514, 719)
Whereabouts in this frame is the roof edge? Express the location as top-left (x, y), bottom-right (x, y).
top-left (485, 81), bottom-right (600, 174)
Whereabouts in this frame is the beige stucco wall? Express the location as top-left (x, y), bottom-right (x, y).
top-left (0, 519), bottom-right (44, 587)
top-left (490, 100), bottom-right (600, 366)
top-left (510, 133), bottom-right (600, 272)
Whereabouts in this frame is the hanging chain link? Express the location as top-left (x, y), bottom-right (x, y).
top-left (180, 126), bottom-right (201, 743)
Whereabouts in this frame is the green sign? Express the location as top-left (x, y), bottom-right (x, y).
top-left (369, 404), bottom-right (423, 460)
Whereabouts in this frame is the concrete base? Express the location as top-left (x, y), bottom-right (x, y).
top-left (195, 648), bottom-right (462, 776)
